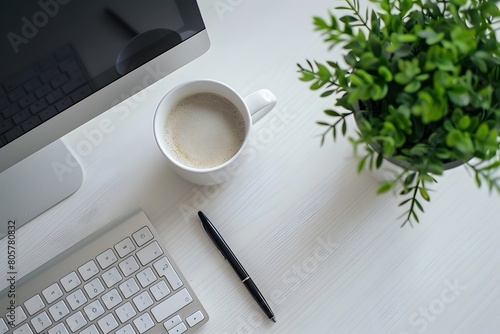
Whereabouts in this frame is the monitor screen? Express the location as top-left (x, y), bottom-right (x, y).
top-left (0, 0), bottom-right (210, 234)
top-left (0, 0), bottom-right (210, 172)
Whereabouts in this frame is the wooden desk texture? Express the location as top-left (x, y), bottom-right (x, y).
top-left (1, 0), bottom-right (499, 333)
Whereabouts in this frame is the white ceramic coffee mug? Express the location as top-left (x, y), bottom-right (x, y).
top-left (153, 79), bottom-right (277, 185)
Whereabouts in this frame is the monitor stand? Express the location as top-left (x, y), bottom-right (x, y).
top-left (0, 139), bottom-right (83, 238)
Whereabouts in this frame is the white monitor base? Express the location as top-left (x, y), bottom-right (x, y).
top-left (0, 139), bottom-right (83, 238)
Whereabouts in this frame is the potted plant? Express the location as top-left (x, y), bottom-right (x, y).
top-left (298, 0), bottom-right (500, 226)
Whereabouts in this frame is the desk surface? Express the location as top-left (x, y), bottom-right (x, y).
top-left (2, 0), bottom-right (500, 333)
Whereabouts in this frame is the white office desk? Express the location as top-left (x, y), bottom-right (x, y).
top-left (2, 0), bottom-right (500, 333)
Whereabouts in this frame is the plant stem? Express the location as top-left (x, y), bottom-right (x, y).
top-left (345, 0), bottom-right (370, 31)
top-left (402, 178), bottom-right (421, 227)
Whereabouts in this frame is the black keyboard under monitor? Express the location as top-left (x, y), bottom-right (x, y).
top-left (0, 45), bottom-right (93, 148)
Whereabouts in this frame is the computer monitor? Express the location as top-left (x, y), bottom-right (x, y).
top-left (0, 0), bottom-right (210, 236)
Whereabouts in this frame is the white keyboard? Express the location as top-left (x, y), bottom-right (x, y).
top-left (0, 210), bottom-right (208, 333)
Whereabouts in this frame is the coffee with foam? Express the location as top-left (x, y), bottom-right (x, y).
top-left (164, 92), bottom-right (246, 169)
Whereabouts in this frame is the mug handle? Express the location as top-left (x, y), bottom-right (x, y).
top-left (244, 89), bottom-right (277, 123)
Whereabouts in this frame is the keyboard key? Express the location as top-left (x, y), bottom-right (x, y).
top-left (153, 257), bottom-right (183, 290)
top-left (116, 324), bottom-right (136, 334)
top-left (115, 302), bottom-right (136, 323)
top-left (151, 289), bottom-right (193, 322)
top-left (0, 119), bottom-right (13, 136)
top-left (83, 300), bottom-right (105, 321)
top-left (133, 313), bottom-right (154, 334)
top-left (102, 267), bottom-right (122, 288)
top-left (80, 325), bottom-right (99, 334)
top-left (137, 241), bottom-right (163, 265)
top-left (60, 271), bottom-right (81, 292)
top-left (46, 88), bottom-right (63, 105)
top-left (24, 77), bottom-right (42, 93)
top-left (48, 323), bottom-right (70, 334)
top-left (4, 65), bottom-right (37, 92)
top-left (186, 310), bottom-right (205, 327)
top-left (18, 93), bottom-right (36, 109)
top-left (66, 311), bottom-right (87, 332)
top-left (170, 322), bottom-right (187, 334)
top-left (21, 115), bottom-right (41, 132)
top-left (4, 125), bottom-right (23, 142)
top-left (42, 283), bottom-right (63, 304)
top-left (84, 277), bottom-right (105, 299)
top-left (119, 278), bottom-right (140, 298)
top-left (132, 227), bottom-right (153, 246)
top-left (8, 86), bottom-right (27, 103)
top-left (13, 323), bottom-right (33, 334)
top-left (0, 318), bottom-right (8, 334)
top-left (24, 294), bottom-right (45, 315)
top-left (119, 256), bottom-right (140, 276)
top-left (96, 249), bottom-right (118, 269)
top-left (102, 289), bottom-right (122, 310)
top-left (115, 237), bottom-right (136, 257)
top-left (34, 83), bottom-right (51, 99)
top-left (1, 104), bottom-right (20, 118)
top-left (78, 260), bottom-right (99, 281)
top-left (48, 300), bottom-right (70, 322)
top-left (8, 306), bottom-right (27, 326)
top-left (66, 289), bottom-right (87, 310)
top-left (38, 105), bottom-right (58, 122)
top-left (163, 315), bottom-right (182, 331)
top-left (132, 291), bottom-right (154, 312)
top-left (137, 267), bottom-right (157, 288)
top-left (55, 96), bottom-right (72, 112)
top-left (30, 311), bottom-right (52, 333)
top-left (29, 100), bottom-right (48, 114)
top-left (97, 313), bottom-right (119, 334)
top-left (12, 109), bottom-right (31, 125)
top-left (150, 280), bottom-right (170, 301)
top-left (50, 73), bottom-right (69, 89)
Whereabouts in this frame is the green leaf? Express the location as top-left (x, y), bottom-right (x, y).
top-left (405, 81), bottom-right (421, 93)
top-left (476, 123), bottom-right (490, 140)
top-left (415, 199), bottom-right (424, 212)
top-left (378, 66), bottom-right (393, 82)
top-left (377, 182), bottom-right (393, 194)
top-left (321, 90), bottom-right (335, 97)
top-left (404, 172), bottom-right (416, 186)
top-left (458, 116), bottom-right (471, 130)
top-left (448, 88), bottom-right (471, 106)
top-left (357, 155), bottom-right (368, 173)
top-left (316, 62), bottom-right (331, 81)
top-left (324, 109), bottom-right (340, 117)
top-left (340, 15), bottom-right (358, 23)
top-left (395, 33), bottom-right (418, 43)
top-left (376, 152), bottom-right (384, 168)
top-left (446, 130), bottom-right (474, 154)
top-left (479, 1), bottom-right (500, 17)
top-left (418, 29), bottom-right (445, 45)
top-left (313, 16), bottom-right (329, 30)
top-left (420, 187), bottom-right (430, 201)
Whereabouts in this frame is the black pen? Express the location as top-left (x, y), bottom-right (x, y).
top-left (198, 211), bottom-right (276, 323)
